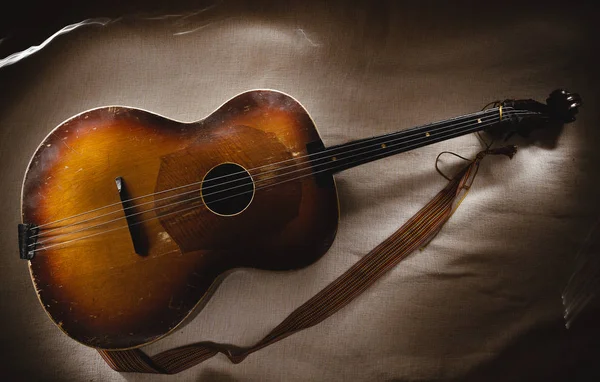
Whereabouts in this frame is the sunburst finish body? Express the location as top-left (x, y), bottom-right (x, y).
top-left (21, 90), bottom-right (339, 350)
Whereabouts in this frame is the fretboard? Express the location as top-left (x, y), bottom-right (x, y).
top-left (308, 107), bottom-right (516, 175)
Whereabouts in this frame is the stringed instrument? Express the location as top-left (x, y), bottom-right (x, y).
top-left (19, 89), bottom-right (581, 350)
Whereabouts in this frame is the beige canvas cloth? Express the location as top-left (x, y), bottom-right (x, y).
top-left (0, 1), bottom-right (598, 381)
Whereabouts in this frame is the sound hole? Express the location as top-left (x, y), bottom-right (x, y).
top-left (201, 163), bottom-right (254, 216)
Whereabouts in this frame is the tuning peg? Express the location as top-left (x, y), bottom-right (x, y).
top-left (546, 89), bottom-right (583, 123)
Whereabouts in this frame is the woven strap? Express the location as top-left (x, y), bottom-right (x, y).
top-left (98, 146), bottom-right (516, 374)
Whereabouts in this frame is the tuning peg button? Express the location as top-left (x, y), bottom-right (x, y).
top-left (546, 89), bottom-right (582, 123)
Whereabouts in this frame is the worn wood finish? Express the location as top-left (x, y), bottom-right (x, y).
top-left (21, 90), bottom-right (339, 350)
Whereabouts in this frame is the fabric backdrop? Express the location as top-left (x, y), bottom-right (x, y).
top-left (1, 1), bottom-right (599, 381)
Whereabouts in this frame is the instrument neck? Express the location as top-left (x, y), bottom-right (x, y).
top-left (311, 107), bottom-right (513, 175)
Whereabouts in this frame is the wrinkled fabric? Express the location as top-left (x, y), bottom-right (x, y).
top-left (1, 1), bottom-right (598, 381)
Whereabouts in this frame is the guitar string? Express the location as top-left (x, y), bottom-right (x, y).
top-left (30, 106), bottom-right (513, 231)
top-left (30, 115), bottom-right (527, 252)
top-left (31, 111), bottom-right (541, 251)
top-left (30, 109), bottom-right (517, 238)
top-left (31, 111), bottom-right (537, 245)
top-left (33, 113), bottom-right (543, 251)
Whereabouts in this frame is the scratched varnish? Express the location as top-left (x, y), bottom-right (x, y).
top-left (22, 90), bottom-right (339, 349)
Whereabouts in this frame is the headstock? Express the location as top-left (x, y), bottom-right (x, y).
top-left (497, 89), bottom-right (582, 138)
top-left (546, 89), bottom-right (583, 123)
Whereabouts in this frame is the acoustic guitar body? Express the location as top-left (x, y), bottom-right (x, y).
top-left (21, 90), bottom-right (339, 350)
